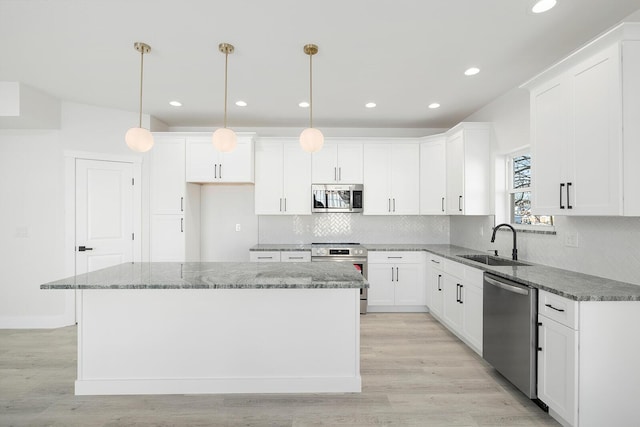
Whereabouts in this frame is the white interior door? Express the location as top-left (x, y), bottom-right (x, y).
top-left (76, 159), bottom-right (134, 274)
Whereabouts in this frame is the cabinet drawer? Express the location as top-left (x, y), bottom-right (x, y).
top-left (368, 251), bottom-right (423, 264)
top-left (249, 251), bottom-right (281, 262)
top-left (281, 251), bottom-right (311, 262)
top-left (538, 290), bottom-right (579, 329)
top-left (428, 255), bottom-right (445, 271)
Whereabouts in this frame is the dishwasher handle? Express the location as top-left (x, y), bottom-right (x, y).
top-left (485, 276), bottom-right (530, 296)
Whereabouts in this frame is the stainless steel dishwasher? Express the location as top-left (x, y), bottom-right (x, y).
top-left (483, 273), bottom-right (538, 399)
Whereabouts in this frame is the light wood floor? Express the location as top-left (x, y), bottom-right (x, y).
top-left (0, 313), bottom-right (559, 426)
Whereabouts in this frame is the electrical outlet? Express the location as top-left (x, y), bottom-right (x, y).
top-left (565, 231), bottom-right (579, 248)
top-left (235, 224), bottom-right (241, 232)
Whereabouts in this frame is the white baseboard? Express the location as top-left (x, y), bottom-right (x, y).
top-left (367, 305), bottom-right (428, 313)
top-left (0, 314), bottom-right (75, 329)
top-left (75, 376), bottom-right (362, 395)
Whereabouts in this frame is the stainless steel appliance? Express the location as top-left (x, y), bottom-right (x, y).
top-left (311, 243), bottom-right (368, 313)
top-left (483, 273), bottom-right (538, 398)
top-left (312, 184), bottom-right (363, 213)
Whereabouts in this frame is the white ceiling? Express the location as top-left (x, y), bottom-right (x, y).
top-left (2, 0), bottom-right (640, 130)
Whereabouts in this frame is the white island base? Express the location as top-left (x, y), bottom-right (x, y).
top-left (75, 288), bottom-right (361, 395)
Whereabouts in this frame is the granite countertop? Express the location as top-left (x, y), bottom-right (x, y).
top-left (40, 262), bottom-right (368, 290)
top-left (366, 244), bottom-right (640, 302)
top-left (250, 244), bottom-right (311, 251)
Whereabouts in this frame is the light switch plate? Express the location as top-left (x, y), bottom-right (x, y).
top-left (565, 231), bottom-right (579, 247)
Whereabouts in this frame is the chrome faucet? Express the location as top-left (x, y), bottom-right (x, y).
top-left (491, 223), bottom-right (518, 261)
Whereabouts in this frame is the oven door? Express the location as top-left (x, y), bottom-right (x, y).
top-left (311, 257), bottom-right (368, 300)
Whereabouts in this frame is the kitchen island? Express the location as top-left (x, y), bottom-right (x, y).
top-left (41, 262), bottom-right (367, 396)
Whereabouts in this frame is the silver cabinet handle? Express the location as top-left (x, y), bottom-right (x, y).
top-left (437, 274), bottom-right (442, 291)
top-left (544, 303), bottom-right (565, 312)
top-left (214, 164), bottom-right (217, 179)
top-left (566, 182), bottom-right (572, 209)
top-left (458, 195), bottom-right (463, 212)
top-left (284, 198), bottom-right (287, 212)
top-left (388, 198), bottom-right (391, 212)
top-left (181, 197), bottom-right (184, 212)
top-left (180, 218), bottom-right (184, 232)
top-left (258, 256), bottom-right (273, 259)
top-left (458, 284), bottom-right (464, 304)
top-left (288, 256), bottom-right (304, 260)
top-left (391, 267), bottom-right (394, 282)
top-left (560, 183), bottom-right (565, 209)
top-left (441, 197), bottom-right (445, 212)
top-left (279, 198), bottom-right (283, 212)
top-left (219, 163), bottom-right (222, 180)
top-left (431, 259), bottom-right (440, 264)
top-left (334, 167), bottom-right (337, 181)
top-left (339, 167), bottom-right (342, 181)
top-left (393, 198), bottom-right (396, 212)
top-left (396, 267), bottom-right (399, 282)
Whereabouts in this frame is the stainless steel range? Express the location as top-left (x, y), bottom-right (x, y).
top-left (311, 243), bottom-right (368, 314)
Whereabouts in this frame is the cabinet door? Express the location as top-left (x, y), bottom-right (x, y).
top-left (255, 142), bottom-right (284, 214)
top-left (367, 263), bottom-right (396, 306)
top-left (570, 45), bottom-right (622, 215)
top-left (311, 143), bottom-right (338, 183)
top-left (336, 142), bottom-right (364, 183)
top-left (445, 132), bottom-right (464, 215)
top-left (420, 138), bottom-right (446, 215)
top-left (442, 274), bottom-right (463, 332)
top-left (186, 137), bottom-right (218, 182)
top-left (219, 138), bottom-right (254, 183)
top-left (390, 144), bottom-right (420, 215)
top-left (531, 77), bottom-right (570, 215)
top-left (394, 263), bottom-right (425, 306)
top-left (150, 215), bottom-right (185, 261)
top-left (150, 137), bottom-right (185, 215)
top-left (282, 142), bottom-right (311, 215)
top-left (363, 144), bottom-right (392, 214)
top-left (537, 315), bottom-right (578, 426)
top-left (460, 281), bottom-right (483, 353)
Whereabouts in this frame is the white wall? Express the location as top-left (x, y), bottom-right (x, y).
top-left (452, 87), bottom-right (640, 285)
top-left (0, 102), bottom-right (148, 328)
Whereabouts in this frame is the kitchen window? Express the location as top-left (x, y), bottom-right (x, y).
top-left (507, 150), bottom-right (553, 227)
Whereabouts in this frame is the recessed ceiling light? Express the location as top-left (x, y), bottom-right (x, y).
top-left (365, 102), bottom-right (377, 108)
top-left (169, 101), bottom-right (182, 107)
top-left (235, 101), bottom-right (247, 107)
top-left (464, 67), bottom-right (480, 76)
top-left (299, 101), bottom-right (310, 108)
top-left (428, 103), bottom-right (440, 109)
top-left (531, 0), bottom-right (557, 14)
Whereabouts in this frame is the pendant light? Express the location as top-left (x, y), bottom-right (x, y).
top-left (300, 44), bottom-right (324, 153)
top-left (212, 43), bottom-right (237, 152)
top-left (125, 42), bottom-right (154, 152)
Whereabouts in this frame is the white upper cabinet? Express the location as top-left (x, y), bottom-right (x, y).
top-left (150, 136), bottom-right (186, 215)
top-left (185, 134), bottom-right (255, 183)
top-left (419, 136), bottom-right (447, 215)
top-left (524, 24), bottom-right (640, 216)
top-left (363, 142), bottom-right (420, 215)
top-left (312, 140), bottom-right (363, 183)
top-left (445, 123), bottom-right (492, 215)
top-left (254, 139), bottom-right (311, 215)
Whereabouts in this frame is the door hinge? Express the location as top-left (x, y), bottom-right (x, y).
top-left (132, 233), bottom-right (135, 240)
top-left (132, 178), bottom-right (135, 185)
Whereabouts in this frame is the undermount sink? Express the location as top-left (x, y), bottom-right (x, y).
top-left (457, 254), bottom-right (532, 267)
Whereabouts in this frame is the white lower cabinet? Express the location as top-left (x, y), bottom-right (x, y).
top-left (536, 289), bottom-right (640, 427)
top-left (367, 252), bottom-right (426, 312)
top-left (426, 255), bottom-right (483, 355)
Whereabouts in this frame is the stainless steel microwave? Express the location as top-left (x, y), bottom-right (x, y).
top-left (312, 184), bottom-right (363, 213)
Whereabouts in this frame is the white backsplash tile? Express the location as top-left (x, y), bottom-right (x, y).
top-left (259, 214), bottom-right (450, 244)
top-left (450, 215), bottom-right (640, 286)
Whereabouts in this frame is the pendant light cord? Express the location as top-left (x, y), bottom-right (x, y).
top-left (138, 48), bottom-right (145, 128)
top-left (223, 50), bottom-right (229, 129)
top-left (309, 53), bottom-right (313, 129)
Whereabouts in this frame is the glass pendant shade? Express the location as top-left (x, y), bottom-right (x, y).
top-left (299, 127), bottom-right (324, 153)
top-left (125, 127), bottom-right (154, 152)
top-left (212, 127), bottom-right (237, 152)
